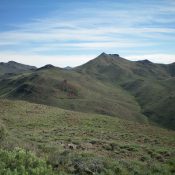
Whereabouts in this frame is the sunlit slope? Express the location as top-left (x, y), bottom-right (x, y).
top-left (0, 99), bottom-right (174, 174)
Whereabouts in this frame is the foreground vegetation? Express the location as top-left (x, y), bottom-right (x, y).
top-left (0, 99), bottom-right (175, 174)
top-left (0, 148), bottom-right (54, 175)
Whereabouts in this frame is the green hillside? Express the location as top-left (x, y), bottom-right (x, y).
top-left (0, 99), bottom-right (175, 174)
top-left (122, 78), bottom-right (175, 129)
top-left (0, 65), bottom-right (146, 123)
top-left (0, 53), bottom-right (174, 129)
top-left (76, 53), bottom-right (175, 129)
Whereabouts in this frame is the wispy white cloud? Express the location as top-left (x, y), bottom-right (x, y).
top-left (0, 51), bottom-right (95, 67)
top-left (0, 0), bottom-right (175, 66)
top-left (1, 25), bottom-right (174, 50)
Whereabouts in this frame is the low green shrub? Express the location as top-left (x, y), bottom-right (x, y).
top-left (0, 148), bottom-right (56, 175)
top-left (1, 148), bottom-right (171, 175)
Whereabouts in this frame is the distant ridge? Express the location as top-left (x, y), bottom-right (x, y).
top-left (37, 64), bottom-right (55, 70)
top-left (0, 61), bottom-right (36, 75)
top-left (64, 66), bottom-right (72, 70)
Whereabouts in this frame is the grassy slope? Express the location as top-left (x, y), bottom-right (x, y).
top-left (0, 67), bottom-right (146, 123)
top-left (76, 53), bottom-right (175, 129)
top-left (0, 99), bottom-right (175, 174)
top-left (122, 78), bottom-right (175, 129)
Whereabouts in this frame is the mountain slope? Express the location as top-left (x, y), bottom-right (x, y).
top-left (0, 65), bottom-right (146, 123)
top-left (0, 61), bottom-right (36, 76)
top-left (76, 53), bottom-right (175, 129)
top-left (0, 53), bottom-right (174, 129)
top-left (76, 53), bottom-right (172, 82)
top-left (0, 99), bottom-right (175, 174)
top-left (122, 78), bottom-right (175, 129)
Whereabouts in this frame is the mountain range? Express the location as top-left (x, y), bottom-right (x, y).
top-left (0, 53), bottom-right (175, 129)
top-left (0, 60), bottom-right (36, 75)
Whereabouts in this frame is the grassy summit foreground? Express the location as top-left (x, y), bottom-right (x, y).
top-left (0, 100), bottom-right (174, 174)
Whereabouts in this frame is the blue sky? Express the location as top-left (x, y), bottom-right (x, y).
top-left (0, 0), bottom-right (175, 67)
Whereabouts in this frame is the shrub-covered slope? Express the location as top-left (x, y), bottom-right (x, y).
top-left (0, 65), bottom-right (146, 123)
top-left (0, 99), bottom-right (175, 175)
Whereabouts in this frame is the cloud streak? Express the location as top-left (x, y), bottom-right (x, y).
top-left (0, 0), bottom-right (175, 66)
top-left (0, 51), bottom-right (94, 67)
